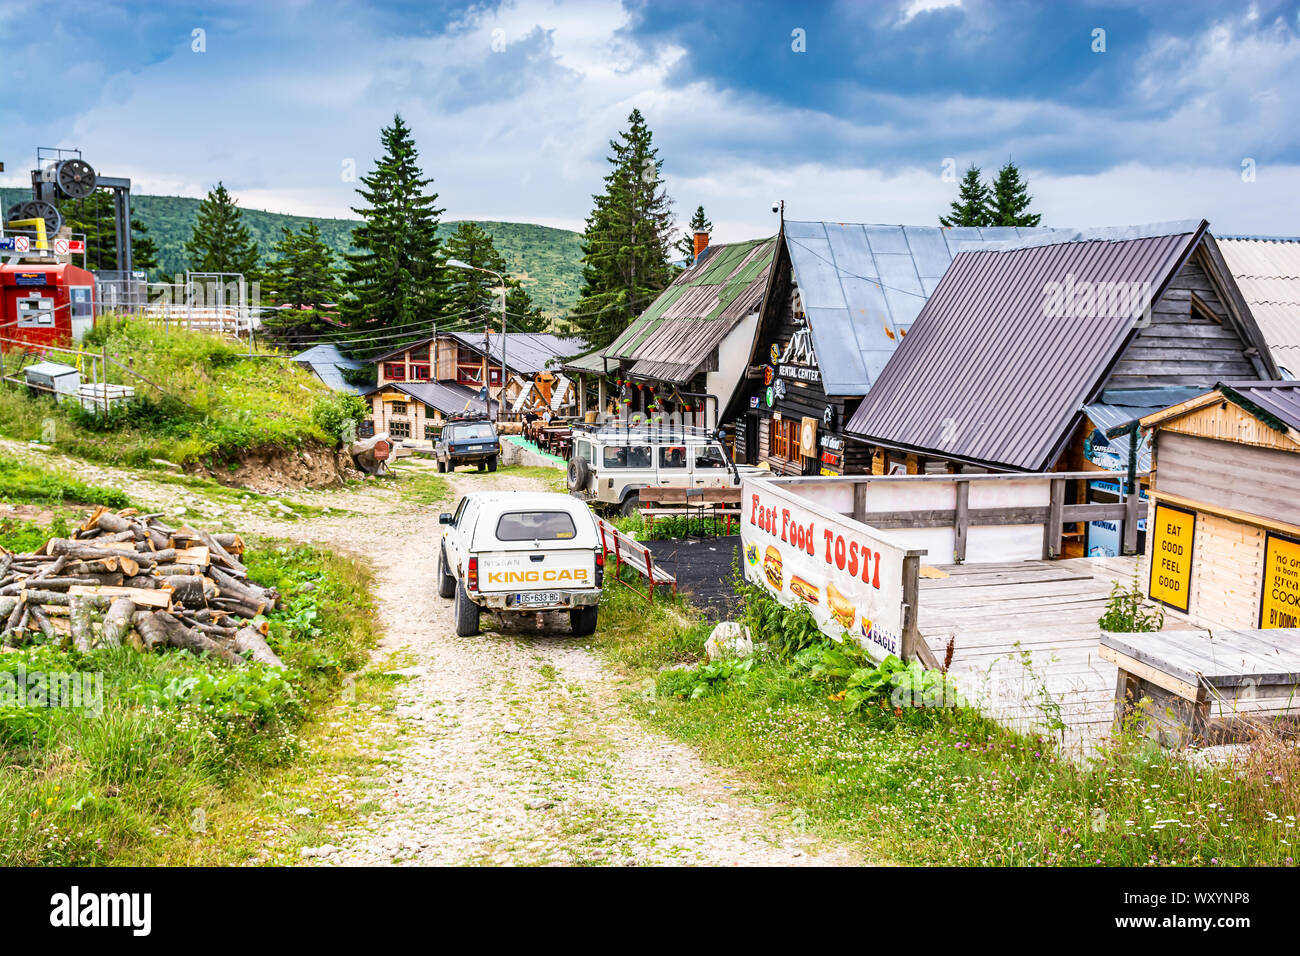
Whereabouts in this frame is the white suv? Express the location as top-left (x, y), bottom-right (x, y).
top-left (438, 492), bottom-right (604, 636)
top-left (566, 426), bottom-right (739, 515)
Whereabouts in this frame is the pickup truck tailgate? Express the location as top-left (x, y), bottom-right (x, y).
top-left (478, 549), bottom-right (596, 592)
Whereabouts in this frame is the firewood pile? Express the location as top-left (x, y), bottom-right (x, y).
top-left (0, 507), bottom-right (283, 667)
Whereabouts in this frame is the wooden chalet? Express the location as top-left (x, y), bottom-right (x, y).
top-left (843, 221), bottom-right (1278, 557)
top-left (568, 234), bottom-right (776, 430)
top-left (727, 219), bottom-right (1061, 476)
top-left (1139, 381), bottom-right (1300, 630)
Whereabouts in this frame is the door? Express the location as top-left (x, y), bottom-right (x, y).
top-left (655, 444), bottom-right (690, 488)
top-left (690, 444), bottom-right (729, 486)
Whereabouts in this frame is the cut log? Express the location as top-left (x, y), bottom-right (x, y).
top-left (132, 610), bottom-right (170, 651)
top-left (233, 626), bottom-right (283, 667)
top-left (158, 612), bottom-right (241, 664)
top-left (69, 594), bottom-right (95, 651)
top-left (213, 533), bottom-right (245, 555)
top-left (66, 585), bottom-right (171, 609)
top-left (164, 575), bottom-right (215, 608)
top-left (28, 606), bottom-right (57, 643)
top-left (101, 597), bottom-right (137, 648)
top-left (173, 546), bottom-right (211, 568)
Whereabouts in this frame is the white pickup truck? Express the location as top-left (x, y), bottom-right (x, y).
top-left (437, 491), bottom-right (605, 637)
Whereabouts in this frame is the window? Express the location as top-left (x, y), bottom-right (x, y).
top-left (769, 419), bottom-right (802, 462)
top-left (389, 420), bottom-right (410, 439)
top-left (424, 423), bottom-right (440, 440)
top-left (446, 422), bottom-right (494, 440)
top-left (574, 440), bottom-right (592, 463)
top-left (603, 445), bottom-right (651, 469)
top-left (495, 511), bottom-right (578, 541)
top-left (658, 445), bottom-right (687, 470)
top-left (384, 362), bottom-right (406, 382)
top-left (408, 345), bottom-right (430, 361)
top-left (390, 401), bottom-right (408, 415)
top-left (410, 363), bottom-right (430, 381)
top-left (693, 445), bottom-right (727, 470)
top-left (70, 287), bottom-right (94, 319)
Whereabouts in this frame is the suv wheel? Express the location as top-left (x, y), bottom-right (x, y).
top-left (620, 492), bottom-right (640, 518)
top-left (454, 581), bottom-right (481, 636)
top-left (570, 606), bottom-right (598, 636)
top-left (436, 458), bottom-right (447, 473)
top-left (437, 546), bottom-right (455, 599)
top-left (477, 460), bottom-right (486, 473)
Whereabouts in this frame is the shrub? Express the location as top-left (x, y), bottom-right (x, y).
top-left (311, 392), bottom-right (369, 446)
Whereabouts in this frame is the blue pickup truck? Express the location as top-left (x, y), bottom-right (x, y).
top-left (435, 416), bottom-right (501, 473)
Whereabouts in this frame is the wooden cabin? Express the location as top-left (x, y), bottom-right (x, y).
top-left (726, 220), bottom-right (1061, 476)
top-left (1140, 382), bottom-right (1300, 629)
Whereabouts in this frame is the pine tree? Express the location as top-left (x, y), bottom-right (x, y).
top-left (675, 205), bottom-right (713, 265)
top-left (989, 161), bottom-right (1042, 227)
top-left (443, 221), bottom-right (548, 335)
top-left (939, 166), bottom-right (993, 227)
top-left (184, 182), bottom-right (260, 278)
top-left (568, 108), bottom-right (675, 350)
top-left (132, 218), bottom-right (160, 276)
top-left (260, 223), bottom-right (338, 346)
top-left (338, 114), bottom-right (446, 336)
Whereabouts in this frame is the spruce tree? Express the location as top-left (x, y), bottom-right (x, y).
top-left (569, 108), bottom-right (675, 350)
top-left (675, 205), bottom-right (713, 265)
top-left (939, 166), bottom-right (993, 227)
top-left (131, 218), bottom-right (160, 276)
top-left (989, 161), bottom-right (1042, 227)
top-left (260, 223), bottom-right (338, 346)
top-left (184, 182), bottom-right (260, 277)
top-left (443, 221), bottom-right (548, 335)
top-left (338, 114), bottom-right (446, 336)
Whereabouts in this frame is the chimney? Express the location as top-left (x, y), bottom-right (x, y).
top-left (693, 230), bottom-right (710, 262)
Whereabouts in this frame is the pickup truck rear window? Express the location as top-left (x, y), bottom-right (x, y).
top-left (495, 511), bottom-right (579, 541)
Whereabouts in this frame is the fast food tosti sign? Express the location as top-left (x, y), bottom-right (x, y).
top-left (741, 477), bottom-right (916, 660)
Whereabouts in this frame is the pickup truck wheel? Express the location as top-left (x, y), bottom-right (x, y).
top-left (454, 582), bottom-right (481, 636)
top-left (477, 460), bottom-right (486, 472)
top-left (488, 455), bottom-right (498, 473)
top-left (437, 546), bottom-right (456, 599)
top-left (620, 493), bottom-right (640, 518)
top-left (570, 606), bottom-right (598, 636)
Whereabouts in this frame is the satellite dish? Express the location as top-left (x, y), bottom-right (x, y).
top-left (56, 158), bottom-right (97, 199)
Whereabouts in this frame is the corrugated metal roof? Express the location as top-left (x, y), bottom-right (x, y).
top-left (1081, 388), bottom-right (1201, 471)
top-left (782, 221), bottom-right (1066, 396)
top-left (441, 330), bottom-right (586, 375)
top-left (1220, 380), bottom-right (1300, 432)
top-left (364, 380), bottom-right (497, 418)
top-left (560, 349), bottom-right (610, 374)
top-left (292, 343), bottom-right (366, 395)
top-left (844, 224), bottom-right (1204, 471)
top-left (1217, 237), bottom-right (1300, 378)
top-left (606, 237), bottom-right (776, 383)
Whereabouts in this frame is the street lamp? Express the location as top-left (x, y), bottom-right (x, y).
top-left (447, 258), bottom-right (507, 423)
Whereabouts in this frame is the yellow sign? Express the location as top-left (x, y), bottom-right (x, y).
top-left (1261, 533), bottom-right (1300, 629)
top-left (1148, 502), bottom-right (1195, 612)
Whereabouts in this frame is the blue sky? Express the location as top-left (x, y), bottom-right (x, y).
top-left (3, 0), bottom-right (1299, 240)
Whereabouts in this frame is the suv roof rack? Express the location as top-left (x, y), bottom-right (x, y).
top-left (446, 412), bottom-right (492, 423)
top-left (571, 422), bottom-right (719, 439)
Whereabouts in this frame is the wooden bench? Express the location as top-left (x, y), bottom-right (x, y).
top-left (1100, 628), bottom-right (1300, 747)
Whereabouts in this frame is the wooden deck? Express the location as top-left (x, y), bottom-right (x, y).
top-left (919, 556), bottom-right (1142, 755)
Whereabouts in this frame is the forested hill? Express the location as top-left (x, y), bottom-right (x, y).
top-left (1, 188), bottom-right (584, 313)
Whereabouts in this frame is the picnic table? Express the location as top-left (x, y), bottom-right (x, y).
top-left (1100, 628), bottom-right (1300, 747)
top-left (538, 425), bottom-right (572, 458)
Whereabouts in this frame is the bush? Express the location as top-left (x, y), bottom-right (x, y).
top-left (311, 392), bottom-right (369, 446)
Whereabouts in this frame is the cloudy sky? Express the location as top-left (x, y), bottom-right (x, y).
top-left (2, 0), bottom-right (1298, 241)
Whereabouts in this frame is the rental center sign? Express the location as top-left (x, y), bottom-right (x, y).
top-left (741, 476), bottom-right (916, 660)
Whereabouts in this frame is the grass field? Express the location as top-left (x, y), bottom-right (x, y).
top-left (593, 577), bottom-right (1300, 867)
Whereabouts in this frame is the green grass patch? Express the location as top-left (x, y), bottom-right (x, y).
top-left (0, 457), bottom-right (131, 509)
top-left (0, 541), bottom-right (382, 865)
top-left (0, 318), bottom-right (358, 468)
top-left (594, 580), bottom-right (1300, 867)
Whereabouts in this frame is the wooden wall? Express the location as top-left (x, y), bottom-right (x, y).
top-left (1159, 398), bottom-right (1300, 454)
top-left (1155, 432), bottom-right (1300, 528)
top-left (1108, 250), bottom-right (1258, 388)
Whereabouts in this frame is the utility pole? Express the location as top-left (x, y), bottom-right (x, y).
top-left (447, 258), bottom-right (508, 424)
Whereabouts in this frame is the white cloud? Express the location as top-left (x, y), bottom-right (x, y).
top-left (897, 0), bottom-right (963, 25)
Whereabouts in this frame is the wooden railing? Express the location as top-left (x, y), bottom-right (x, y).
top-left (594, 515), bottom-right (676, 602)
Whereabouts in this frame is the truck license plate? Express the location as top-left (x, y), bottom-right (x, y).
top-left (515, 591), bottom-right (559, 606)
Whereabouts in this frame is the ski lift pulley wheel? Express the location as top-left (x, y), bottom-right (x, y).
top-left (6, 200), bottom-right (64, 236)
top-left (56, 158), bottom-right (98, 199)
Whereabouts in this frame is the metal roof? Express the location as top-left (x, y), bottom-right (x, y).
top-left (1082, 388), bottom-right (1202, 472)
top-left (844, 223), bottom-right (1205, 471)
top-left (560, 348), bottom-right (610, 374)
top-left (1219, 381), bottom-right (1300, 432)
top-left (781, 221), bottom-right (1065, 396)
top-left (605, 237), bottom-right (776, 384)
top-left (364, 380), bottom-right (498, 417)
top-left (1217, 237), bottom-right (1300, 378)
top-left (292, 343), bottom-right (366, 395)
top-left (441, 330), bottom-right (586, 375)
